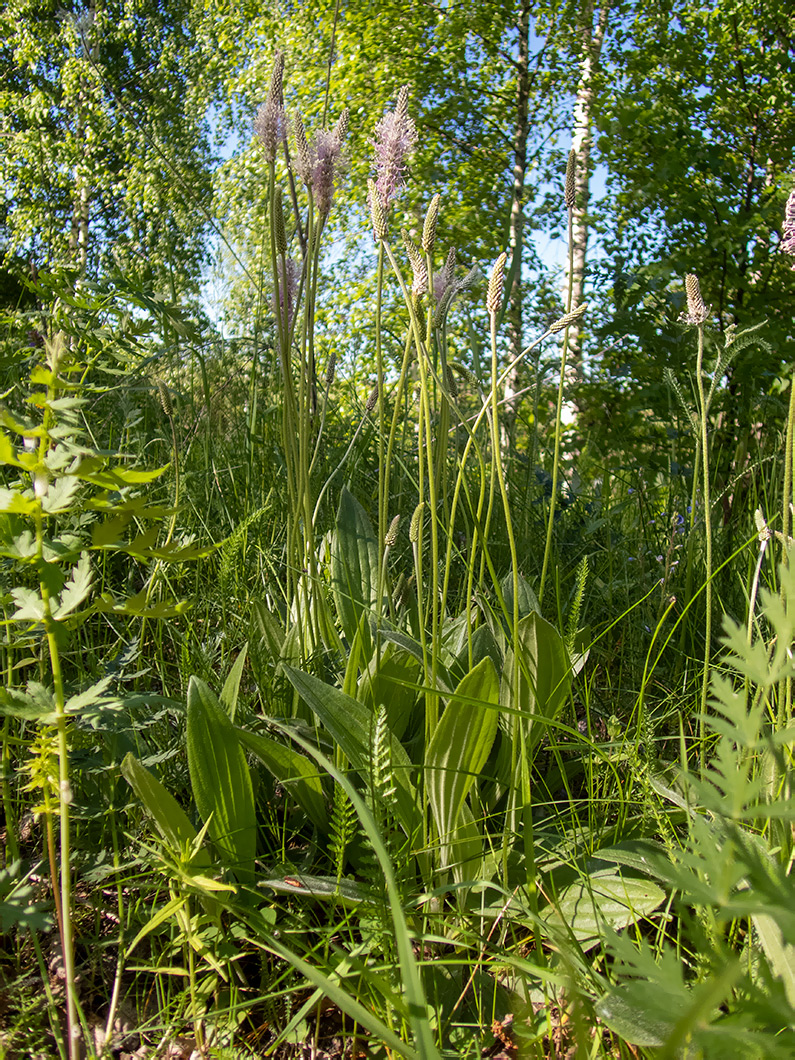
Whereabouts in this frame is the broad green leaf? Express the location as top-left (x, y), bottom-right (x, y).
top-left (542, 870), bottom-right (665, 951)
top-left (357, 640), bottom-right (421, 741)
top-left (221, 643), bottom-right (248, 721)
top-left (283, 665), bottom-right (421, 842)
top-left (502, 611), bottom-right (572, 755)
top-left (236, 727), bottom-right (327, 831)
top-left (596, 986), bottom-right (676, 1047)
top-left (501, 570), bottom-right (540, 619)
top-left (259, 717), bottom-right (438, 1060)
top-left (251, 598), bottom-right (286, 658)
top-left (330, 487), bottom-right (379, 643)
top-left (444, 800), bottom-right (485, 887)
top-left (187, 677), bottom-right (257, 884)
top-left (425, 657), bottom-right (499, 873)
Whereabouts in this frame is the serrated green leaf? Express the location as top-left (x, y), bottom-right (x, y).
top-left (0, 686), bottom-right (56, 722)
top-left (52, 552), bottom-right (93, 618)
top-left (78, 465), bottom-right (169, 488)
top-left (0, 489), bottom-right (37, 515)
top-left (94, 591), bottom-right (190, 618)
top-left (10, 586), bottom-right (45, 622)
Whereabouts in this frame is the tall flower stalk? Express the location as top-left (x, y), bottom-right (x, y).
top-left (255, 55), bottom-right (346, 656)
top-left (683, 273), bottom-right (713, 764)
top-left (540, 149), bottom-right (578, 605)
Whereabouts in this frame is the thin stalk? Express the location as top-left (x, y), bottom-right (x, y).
top-left (539, 200), bottom-right (575, 606)
top-left (34, 340), bottom-right (78, 1060)
top-left (778, 372), bottom-right (795, 729)
top-left (695, 320), bottom-right (712, 767)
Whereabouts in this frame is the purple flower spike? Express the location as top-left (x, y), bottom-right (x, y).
top-left (255, 52), bottom-right (286, 164)
top-left (782, 188), bottom-right (795, 260)
top-left (371, 86), bottom-right (417, 211)
top-left (311, 126), bottom-right (345, 218)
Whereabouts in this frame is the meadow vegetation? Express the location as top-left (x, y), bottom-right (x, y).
top-left (1, 27), bottom-right (795, 1060)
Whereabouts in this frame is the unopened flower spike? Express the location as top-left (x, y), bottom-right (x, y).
top-left (325, 351), bottom-right (336, 389)
top-left (402, 229), bottom-right (428, 299)
top-left (368, 179), bottom-right (387, 241)
top-left (385, 514), bottom-right (401, 548)
top-left (682, 273), bottom-right (710, 326)
top-left (422, 194), bottom-right (441, 254)
top-left (409, 501), bottom-right (424, 543)
top-left (274, 192), bottom-right (288, 255)
top-left (293, 112), bottom-right (311, 184)
top-left (487, 252), bottom-right (507, 317)
top-left (549, 302), bottom-right (588, 334)
top-left (565, 149), bottom-right (576, 209)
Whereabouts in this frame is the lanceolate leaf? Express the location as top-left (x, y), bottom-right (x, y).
top-left (425, 657), bottom-right (499, 873)
top-left (542, 870), bottom-right (666, 952)
top-left (187, 676), bottom-right (256, 884)
top-left (221, 643), bottom-right (248, 721)
top-left (283, 665), bottom-right (421, 842)
top-left (502, 611), bottom-right (572, 754)
top-left (121, 752), bottom-right (212, 869)
top-left (330, 487), bottom-right (379, 643)
top-left (236, 727), bottom-right (327, 830)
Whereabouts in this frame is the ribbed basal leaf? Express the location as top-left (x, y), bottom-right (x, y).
top-left (236, 727), bottom-right (327, 831)
top-left (284, 665), bottom-right (421, 842)
top-left (542, 870), bottom-right (665, 952)
top-left (187, 676), bottom-right (256, 884)
top-left (330, 487), bottom-right (379, 643)
top-left (357, 641), bottom-right (420, 741)
top-left (425, 657), bottom-right (499, 871)
top-left (502, 611), bottom-right (571, 754)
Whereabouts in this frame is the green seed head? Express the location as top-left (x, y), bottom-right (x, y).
top-left (409, 502), bottom-right (424, 543)
top-left (487, 252), bottom-right (507, 316)
top-left (422, 194), bottom-right (441, 254)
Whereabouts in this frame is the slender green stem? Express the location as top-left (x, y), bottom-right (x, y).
top-left (539, 203), bottom-right (575, 606)
top-left (695, 322), bottom-right (712, 767)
